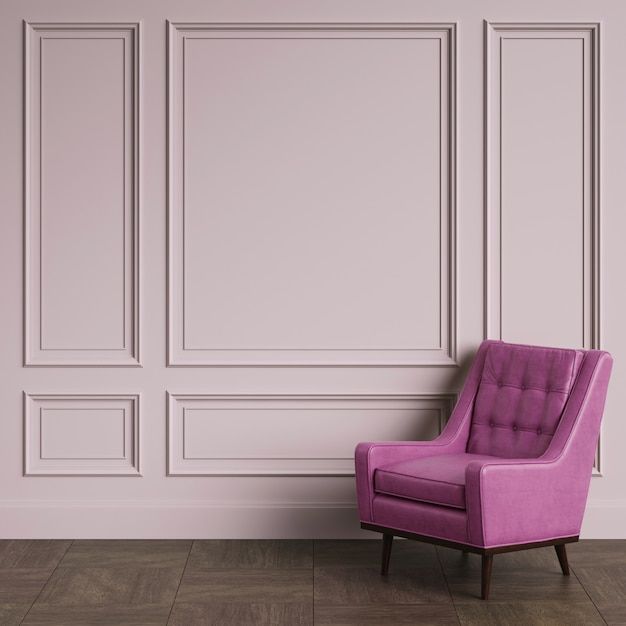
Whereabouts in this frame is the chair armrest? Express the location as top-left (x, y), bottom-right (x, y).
top-left (356, 438), bottom-right (462, 473)
top-left (465, 457), bottom-right (588, 548)
top-left (355, 411), bottom-right (472, 522)
top-left (354, 340), bottom-right (494, 523)
top-left (465, 350), bottom-right (612, 548)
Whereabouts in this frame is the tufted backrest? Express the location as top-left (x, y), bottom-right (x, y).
top-left (466, 342), bottom-right (584, 458)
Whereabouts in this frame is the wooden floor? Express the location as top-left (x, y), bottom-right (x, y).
top-left (0, 539), bottom-right (624, 625)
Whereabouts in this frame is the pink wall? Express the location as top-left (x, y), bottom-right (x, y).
top-left (0, 0), bottom-right (625, 538)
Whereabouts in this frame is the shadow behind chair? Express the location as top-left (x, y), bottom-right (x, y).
top-left (355, 340), bottom-right (612, 599)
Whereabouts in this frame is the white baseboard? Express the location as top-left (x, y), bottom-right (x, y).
top-left (1, 500), bottom-right (625, 539)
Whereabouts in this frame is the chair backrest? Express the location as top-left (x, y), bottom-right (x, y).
top-left (466, 342), bottom-right (585, 458)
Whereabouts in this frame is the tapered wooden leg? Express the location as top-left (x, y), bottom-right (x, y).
top-left (555, 544), bottom-right (570, 576)
top-left (381, 534), bottom-right (393, 576)
top-left (481, 554), bottom-right (493, 600)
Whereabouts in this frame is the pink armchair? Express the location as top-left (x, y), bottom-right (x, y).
top-left (355, 340), bottom-right (612, 599)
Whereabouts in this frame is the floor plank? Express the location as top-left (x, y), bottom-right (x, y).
top-left (437, 545), bottom-right (591, 603)
top-left (573, 564), bottom-right (626, 605)
top-left (168, 602), bottom-right (313, 626)
top-left (0, 602), bottom-right (32, 626)
top-left (58, 540), bottom-right (191, 569)
top-left (22, 604), bottom-right (171, 625)
top-left (0, 569), bottom-right (53, 603)
top-left (314, 603), bottom-right (459, 625)
top-left (594, 603), bottom-right (626, 626)
top-left (572, 564), bottom-right (626, 624)
top-left (0, 541), bottom-right (72, 622)
top-left (455, 600), bottom-right (605, 626)
top-left (175, 569), bottom-right (312, 604)
top-left (568, 540), bottom-right (626, 568)
top-left (33, 565), bottom-right (182, 607)
top-left (445, 568), bottom-right (589, 603)
top-left (315, 539), bottom-right (440, 570)
top-left (187, 539), bottom-right (312, 570)
top-left (314, 566), bottom-right (450, 605)
top-left (0, 540), bottom-right (71, 570)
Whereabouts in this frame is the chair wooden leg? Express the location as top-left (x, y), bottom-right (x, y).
top-left (555, 544), bottom-right (570, 576)
top-left (381, 533), bottom-right (393, 576)
top-left (481, 554), bottom-right (493, 600)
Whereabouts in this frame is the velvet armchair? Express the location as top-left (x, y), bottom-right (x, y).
top-left (355, 340), bottom-right (612, 599)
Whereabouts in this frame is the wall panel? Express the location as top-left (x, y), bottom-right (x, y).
top-left (24, 23), bottom-right (140, 366)
top-left (24, 393), bottom-right (140, 475)
top-left (485, 23), bottom-right (599, 348)
top-left (167, 393), bottom-right (455, 475)
top-left (167, 23), bottom-right (456, 366)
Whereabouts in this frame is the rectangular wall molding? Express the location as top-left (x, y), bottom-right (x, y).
top-left (484, 22), bottom-right (601, 474)
top-left (24, 22), bottom-right (140, 366)
top-left (484, 22), bottom-right (600, 347)
top-left (167, 393), bottom-right (456, 476)
top-left (24, 393), bottom-right (140, 475)
top-left (167, 23), bottom-right (457, 366)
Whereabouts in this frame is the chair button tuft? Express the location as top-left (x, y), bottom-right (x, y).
top-left (489, 421), bottom-right (495, 427)
top-left (497, 381), bottom-right (503, 387)
top-left (537, 428), bottom-right (542, 435)
top-left (512, 424), bottom-right (518, 431)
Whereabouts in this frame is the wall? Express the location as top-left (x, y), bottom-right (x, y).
top-left (0, 0), bottom-right (625, 538)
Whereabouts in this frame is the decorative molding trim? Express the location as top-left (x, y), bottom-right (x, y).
top-left (483, 22), bottom-right (601, 474)
top-left (24, 22), bottom-right (141, 366)
top-left (167, 392), bottom-right (456, 476)
top-left (0, 498), bottom-right (621, 538)
top-left (0, 500), bottom-right (362, 539)
top-left (484, 21), bottom-right (600, 345)
top-left (24, 393), bottom-right (141, 476)
top-left (166, 22), bottom-right (457, 367)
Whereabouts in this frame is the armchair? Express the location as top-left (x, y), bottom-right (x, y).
top-left (355, 340), bottom-right (612, 599)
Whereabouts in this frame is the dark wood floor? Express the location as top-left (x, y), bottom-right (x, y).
top-left (0, 539), bottom-right (624, 625)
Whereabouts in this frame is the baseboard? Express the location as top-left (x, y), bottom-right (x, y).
top-left (581, 501), bottom-right (626, 538)
top-left (1, 500), bottom-right (625, 539)
top-left (0, 501), bottom-right (371, 539)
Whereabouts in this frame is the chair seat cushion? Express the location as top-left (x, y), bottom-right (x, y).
top-left (374, 453), bottom-right (499, 509)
